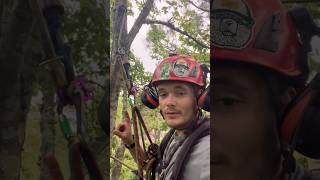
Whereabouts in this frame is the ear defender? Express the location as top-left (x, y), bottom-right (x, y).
top-left (279, 7), bottom-right (320, 159)
top-left (281, 73), bottom-right (320, 159)
top-left (141, 84), bottom-right (159, 109)
top-left (198, 85), bottom-right (210, 112)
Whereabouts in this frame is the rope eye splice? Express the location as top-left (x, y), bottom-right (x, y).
top-left (33, 0), bottom-right (104, 179)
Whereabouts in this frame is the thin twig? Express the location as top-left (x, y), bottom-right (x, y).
top-left (110, 155), bottom-right (144, 178)
top-left (186, 0), bottom-right (210, 12)
top-left (144, 19), bottom-right (209, 49)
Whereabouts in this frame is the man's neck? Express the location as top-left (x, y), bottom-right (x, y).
top-left (175, 114), bottom-right (202, 136)
top-left (175, 130), bottom-right (185, 136)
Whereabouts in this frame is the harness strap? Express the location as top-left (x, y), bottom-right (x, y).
top-left (171, 119), bottom-right (210, 180)
top-left (157, 118), bottom-right (210, 180)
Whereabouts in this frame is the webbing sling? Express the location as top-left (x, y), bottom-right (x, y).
top-left (157, 118), bottom-right (210, 180)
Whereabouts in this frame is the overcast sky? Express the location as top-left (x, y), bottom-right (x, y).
top-left (127, 5), bottom-right (156, 73)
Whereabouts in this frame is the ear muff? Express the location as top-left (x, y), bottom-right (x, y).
top-left (141, 84), bottom-right (159, 109)
top-left (281, 73), bottom-right (320, 159)
top-left (279, 8), bottom-right (320, 159)
top-left (198, 85), bottom-right (210, 112)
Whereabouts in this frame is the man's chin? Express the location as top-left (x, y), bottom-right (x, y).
top-left (166, 119), bottom-right (184, 129)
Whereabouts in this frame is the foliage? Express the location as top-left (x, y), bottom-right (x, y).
top-left (129, 52), bottom-right (152, 87)
top-left (63, 0), bottom-right (107, 78)
top-left (62, 0), bottom-right (107, 145)
top-left (145, 0), bottom-right (210, 64)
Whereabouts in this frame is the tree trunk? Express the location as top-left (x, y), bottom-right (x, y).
top-left (111, 144), bottom-right (126, 180)
top-left (0, 0), bottom-right (35, 179)
top-left (38, 70), bottom-right (57, 180)
top-left (110, 0), bottom-right (128, 143)
top-left (110, 0), bottom-right (154, 144)
top-left (111, 88), bottom-right (127, 180)
top-left (109, 1), bottom-right (154, 178)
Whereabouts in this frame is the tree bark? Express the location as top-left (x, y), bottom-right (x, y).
top-left (110, 0), bottom-right (128, 143)
top-left (111, 90), bottom-right (127, 180)
top-left (0, 0), bottom-right (35, 179)
top-left (38, 70), bottom-right (57, 180)
top-left (110, 144), bottom-right (126, 180)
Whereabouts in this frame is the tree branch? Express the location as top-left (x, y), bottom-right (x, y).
top-left (186, 0), bottom-right (210, 12)
top-left (126, 0), bottom-right (154, 50)
top-left (144, 19), bottom-right (209, 49)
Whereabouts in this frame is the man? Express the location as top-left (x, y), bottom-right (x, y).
top-left (114, 55), bottom-right (210, 180)
top-left (212, 0), bottom-right (320, 180)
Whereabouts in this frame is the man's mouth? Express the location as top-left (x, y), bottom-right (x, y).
top-left (165, 111), bottom-right (181, 118)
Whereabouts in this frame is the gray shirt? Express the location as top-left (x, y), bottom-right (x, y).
top-left (291, 165), bottom-right (320, 180)
top-left (160, 132), bottom-right (210, 180)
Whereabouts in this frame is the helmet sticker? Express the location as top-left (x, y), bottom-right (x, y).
top-left (173, 59), bottom-right (190, 77)
top-left (159, 62), bottom-right (172, 79)
top-left (212, 0), bottom-right (255, 49)
top-left (189, 66), bottom-right (198, 77)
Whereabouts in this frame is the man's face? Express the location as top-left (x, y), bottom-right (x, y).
top-left (157, 81), bottom-right (197, 130)
top-left (213, 65), bottom-right (281, 180)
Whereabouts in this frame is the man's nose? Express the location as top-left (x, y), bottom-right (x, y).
top-left (165, 93), bottom-right (177, 106)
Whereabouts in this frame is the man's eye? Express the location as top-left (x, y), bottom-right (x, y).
top-left (215, 97), bottom-right (240, 106)
top-left (176, 91), bottom-right (186, 96)
top-left (159, 93), bottom-right (167, 97)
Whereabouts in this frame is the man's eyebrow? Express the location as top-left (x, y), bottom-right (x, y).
top-left (174, 85), bottom-right (187, 89)
top-left (214, 77), bottom-right (249, 91)
top-left (157, 87), bottom-right (166, 92)
top-left (157, 85), bottom-right (188, 92)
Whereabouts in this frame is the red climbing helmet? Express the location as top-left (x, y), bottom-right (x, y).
top-left (151, 55), bottom-right (205, 87)
top-left (212, 0), bottom-right (303, 77)
top-left (142, 55), bottom-right (210, 111)
top-left (212, 0), bottom-right (320, 160)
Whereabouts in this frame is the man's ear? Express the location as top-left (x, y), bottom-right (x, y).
top-left (197, 89), bottom-right (203, 97)
top-left (281, 87), bottom-right (297, 107)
